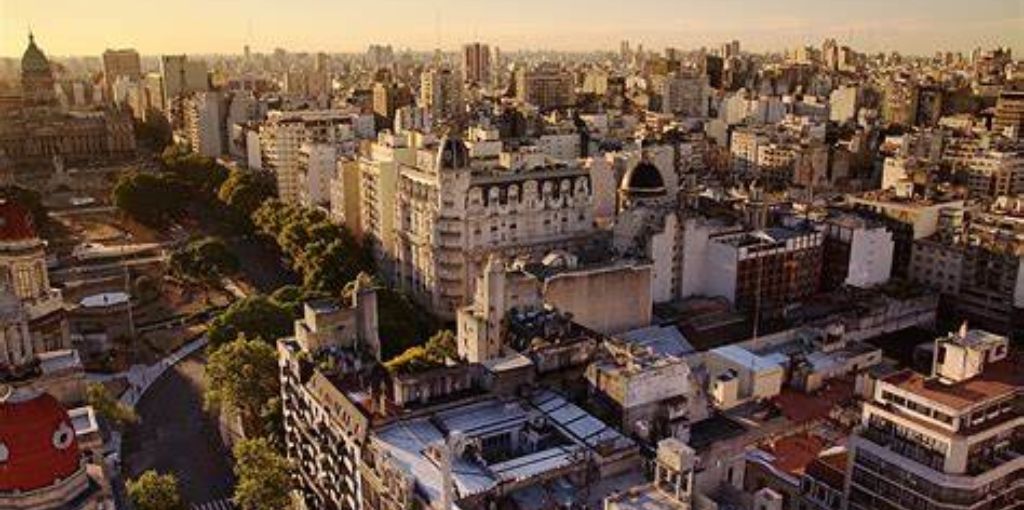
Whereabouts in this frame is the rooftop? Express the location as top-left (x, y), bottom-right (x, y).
top-left (882, 359), bottom-right (1022, 412)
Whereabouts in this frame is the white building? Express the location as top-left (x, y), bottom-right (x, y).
top-left (845, 328), bottom-right (1021, 510)
top-left (259, 109), bottom-right (372, 203)
top-left (829, 86), bottom-right (859, 124)
top-left (184, 91), bottom-right (225, 158)
top-left (394, 135), bottom-right (599, 318)
top-left (298, 143), bottom-right (337, 208)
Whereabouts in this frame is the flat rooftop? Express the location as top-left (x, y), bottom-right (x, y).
top-left (372, 390), bottom-right (634, 506)
top-left (882, 359), bottom-right (1023, 411)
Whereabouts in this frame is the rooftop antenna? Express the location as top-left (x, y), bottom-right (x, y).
top-left (434, 7), bottom-right (442, 64)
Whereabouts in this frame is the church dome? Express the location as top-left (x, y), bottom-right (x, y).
top-left (437, 135), bottom-right (469, 170)
top-left (0, 201), bottom-right (37, 242)
top-left (620, 161), bottom-right (666, 194)
top-left (20, 33), bottom-right (51, 75)
top-left (0, 388), bottom-right (82, 493)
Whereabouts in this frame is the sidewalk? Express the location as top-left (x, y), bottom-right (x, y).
top-left (88, 334), bottom-right (209, 407)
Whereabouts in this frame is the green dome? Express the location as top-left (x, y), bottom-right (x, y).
top-left (21, 33), bottom-right (51, 74)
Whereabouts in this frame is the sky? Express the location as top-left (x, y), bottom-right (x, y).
top-left (1, 0), bottom-right (1022, 58)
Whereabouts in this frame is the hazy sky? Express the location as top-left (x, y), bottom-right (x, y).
top-left (1, 0), bottom-right (1022, 58)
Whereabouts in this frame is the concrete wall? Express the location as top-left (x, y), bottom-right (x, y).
top-left (543, 264), bottom-right (652, 335)
top-left (847, 227), bottom-right (894, 288)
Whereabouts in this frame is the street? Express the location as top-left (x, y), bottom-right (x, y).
top-left (121, 352), bottom-right (236, 505)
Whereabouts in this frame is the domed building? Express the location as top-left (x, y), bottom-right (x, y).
top-left (0, 201), bottom-right (71, 379)
top-left (618, 160), bottom-right (668, 210)
top-left (437, 134), bottom-right (470, 170)
top-left (0, 386), bottom-right (110, 510)
top-left (19, 33), bottom-right (58, 109)
top-left (0, 33), bottom-right (135, 188)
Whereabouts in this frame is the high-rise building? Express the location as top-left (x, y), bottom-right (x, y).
top-left (159, 55), bottom-right (208, 106)
top-left (721, 40), bottom-right (741, 59)
top-left (651, 72), bottom-right (709, 117)
top-left (993, 90), bottom-right (1024, 136)
top-left (419, 67), bottom-right (463, 122)
top-left (845, 328), bottom-right (1022, 510)
top-left (260, 110), bottom-right (372, 203)
top-left (102, 48), bottom-right (142, 82)
top-left (966, 149), bottom-right (1024, 199)
top-left (462, 42), bottom-right (491, 86)
top-left (515, 64), bottom-right (575, 110)
top-left (183, 91), bottom-right (226, 158)
top-left (372, 81), bottom-right (413, 128)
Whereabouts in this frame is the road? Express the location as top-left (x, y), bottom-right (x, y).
top-left (121, 352), bottom-right (236, 505)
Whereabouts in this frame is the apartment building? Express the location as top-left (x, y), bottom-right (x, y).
top-left (393, 135), bottom-right (598, 318)
top-left (845, 328), bottom-right (1022, 510)
top-left (515, 64), bottom-right (575, 111)
top-left (259, 110), bottom-right (372, 203)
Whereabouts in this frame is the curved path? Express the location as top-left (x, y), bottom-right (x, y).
top-left (121, 352), bottom-right (236, 505)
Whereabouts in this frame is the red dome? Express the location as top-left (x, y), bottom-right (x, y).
top-left (0, 201), bottom-right (36, 242)
top-left (0, 389), bottom-right (81, 492)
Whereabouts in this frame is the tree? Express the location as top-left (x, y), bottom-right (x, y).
top-left (384, 330), bottom-right (456, 375)
top-left (270, 285), bottom-right (330, 318)
top-left (135, 114), bottom-right (173, 153)
top-left (112, 172), bottom-right (186, 227)
top-left (376, 288), bottom-right (439, 361)
top-left (170, 237), bottom-right (240, 284)
top-left (219, 169), bottom-right (276, 217)
top-left (207, 294), bottom-right (293, 349)
top-left (86, 382), bottom-right (137, 427)
top-left (161, 149), bottom-right (229, 196)
top-left (233, 438), bottom-right (293, 510)
top-left (206, 336), bottom-right (280, 437)
top-left (127, 471), bottom-right (184, 510)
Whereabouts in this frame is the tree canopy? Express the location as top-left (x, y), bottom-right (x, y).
top-left (127, 471), bottom-right (184, 510)
top-left (207, 294), bottom-right (293, 349)
top-left (112, 172), bottom-right (187, 227)
top-left (169, 236), bottom-right (240, 284)
top-left (384, 330), bottom-right (457, 375)
top-left (206, 335), bottom-right (281, 438)
top-left (161, 147), bottom-right (230, 196)
top-left (86, 382), bottom-right (138, 428)
top-left (252, 200), bottom-right (371, 292)
top-left (232, 438), bottom-right (293, 510)
top-left (218, 169), bottom-right (277, 218)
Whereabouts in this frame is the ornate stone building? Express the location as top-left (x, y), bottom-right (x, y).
top-left (0, 386), bottom-right (112, 509)
top-left (0, 201), bottom-right (70, 379)
top-left (394, 135), bottom-right (600, 318)
top-left (0, 33), bottom-right (135, 188)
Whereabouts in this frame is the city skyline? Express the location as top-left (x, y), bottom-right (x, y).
top-left (1, 0), bottom-right (1022, 58)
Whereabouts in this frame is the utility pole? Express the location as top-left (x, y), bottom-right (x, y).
top-left (122, 233), bottom-right (136, 340)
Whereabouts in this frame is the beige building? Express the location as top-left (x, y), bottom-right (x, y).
top-left (259, 109), bottom-right (372, 203)
top-left (515, 64), bottom-right (575, 110)
top-left (419, 67), bottom-right (463, 122)
top-left (456, 253), bottom-right (653, 364)
top-left (0, 202), bottom-right (70, 375)
top-left (845, 328), bottom-right (1022, 510)
top-left (330, 158), bottom-right (362, 236)
top-left (358, 131), bottom-right (420, 277)
top-left (393, 135), bottom-right (599, 318)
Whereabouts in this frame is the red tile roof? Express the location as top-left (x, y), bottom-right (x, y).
top-left (805, 450), bottom-right (847, 490)
top-left (763, 433), bottom-right (826, 477)
top-left (883, 359), bottom-right (1023, 411)
top-left (0, 391), bottom-right (81, 492)
top-left (0, 201), bottom-right (36, 242)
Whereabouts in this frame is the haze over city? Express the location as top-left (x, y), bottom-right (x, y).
top-left (1, 0), bottom-right (1022, 57)
top-left (0, 2), bottom-right (1022, 510)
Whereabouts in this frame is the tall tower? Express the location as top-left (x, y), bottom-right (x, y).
top-left (20, 32), bottom-right (57, 108)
